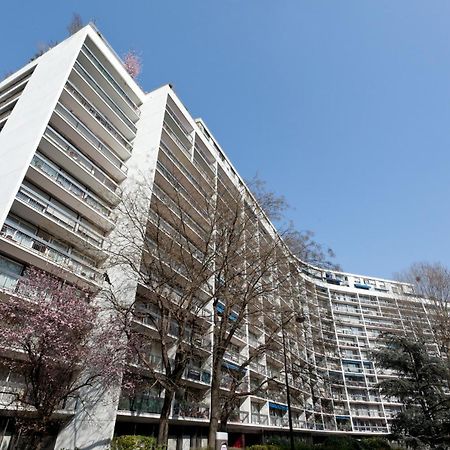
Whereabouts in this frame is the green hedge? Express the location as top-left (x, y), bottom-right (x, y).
top-left (111, 435), bottom-right (161, 450)
top-left (248, 436), bottom-right (393, 450)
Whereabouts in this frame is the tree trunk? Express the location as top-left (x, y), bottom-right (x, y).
top-left (208, 355), bottom-right (223, 448)
top-left (219, 417), bottom-right (228, 433)
top-left (158, 390), bottom-right (175, 446)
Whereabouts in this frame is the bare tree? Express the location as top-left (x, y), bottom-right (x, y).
top-left (247, 174), bottom-right (340, 270)
top-left (396, 262), bottom-right (450, 359)
top-left (206, 173), bottom-right (296, 446)
top-left (108, 162), bottom-right (340, 447)
top-left (67, 13), bottom-right (84, 36)
top-left (106, 173), bottom-right (218, 446)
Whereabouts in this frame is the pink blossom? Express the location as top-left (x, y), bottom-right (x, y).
top-left (123, 51), bottom-right (142, 79)
top-left (0, 267), bottom-right (124, 437)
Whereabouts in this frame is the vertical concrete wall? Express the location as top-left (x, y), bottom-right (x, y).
top-left (0, 29), bottom-right (88, 228)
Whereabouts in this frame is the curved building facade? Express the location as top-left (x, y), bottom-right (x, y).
top-left (0, 24), bottom-right (434, 450)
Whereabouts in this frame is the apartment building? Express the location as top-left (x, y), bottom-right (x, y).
top-left (0, 24), bottom-right (436, 450)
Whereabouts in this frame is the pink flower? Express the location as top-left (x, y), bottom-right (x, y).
top-left (123, 51), bottom-right (142, 79)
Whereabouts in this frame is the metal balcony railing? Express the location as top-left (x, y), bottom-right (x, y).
top-left (44, 127), bottom-right (119, 195)
top-left (0, 221), bottom-right (100, 283)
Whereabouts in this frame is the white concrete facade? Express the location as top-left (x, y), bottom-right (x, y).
top-left (0, 24), bottom-right (437, 450)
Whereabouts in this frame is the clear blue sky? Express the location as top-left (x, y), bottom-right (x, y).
top-left (2, 1), bottom-right (450, 279)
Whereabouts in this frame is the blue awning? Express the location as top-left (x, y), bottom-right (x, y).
top-left (269, 402), bottom-right (288, 411)
top-left (223, 361), bottom-right (239, 370)
top-left (222, 361), bottom-right (247, 373)
top-left (216, 303), bottom-right (238, 321)
top-left (354, 283), bottom-right (370, 290)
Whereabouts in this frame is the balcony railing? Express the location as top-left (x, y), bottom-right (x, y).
top-left (45, 127), bottom-right (119, 195)
top-left (270, 415), bottom-right (289, 427)
top-left (353, 425), bottom-right (388, 433)
top-left (65, 81), bottom-right (132, 151)
top-left (55, 103), bottom-right (128, 174)
top-left (16, 184), bottom-right (104, 249)
top-left (172, 401), bottom-right (209, 419)
top-left (249, 361), bottom-right (266, 375)
top-left (0, 221), bottom-right (101, 283)
top-left (184, 366), bottom-right (211, 384)
top-left (31, 153), bottom-right (112, 219)
top-left (74, 61), bottom-right (137, 133)
top-left (163, 121), bottom-right (192, 154)
top-left (118, 395), bottom-right (164, 414)
top-left (229, 411), bottom-right (250, 424)
top-left (0, 271), bottom-right (20, 292)
top-left (223, 351), bottom-right (247, 365)
top-left (251, 412), bottom-right (268, 425)
top-left (160, 141), bottom-right (213, 196)
top-left (165, 105), bottom-right (192, 142)
top-left (81, 45), bottom-right (140, 115)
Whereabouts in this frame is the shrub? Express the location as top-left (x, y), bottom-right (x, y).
top-left (319, 436), bottom-right (361, 450)
top-left (360, 437), bottom-right (392, 450)
top-left (247, 445), bottom-right (282, 450)
top-left (111, 435), bottom-right (158, 450)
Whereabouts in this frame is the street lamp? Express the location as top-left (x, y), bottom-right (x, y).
top-left (281, 312), bottom-right (306, 450)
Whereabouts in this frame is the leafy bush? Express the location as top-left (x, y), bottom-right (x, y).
top-left (249, 440), bottom-right (314, 450)
top-left (111, 435), bottom-right (158, 450)
top-left (360, 437), bottom-right (392, 450)
top-left (319, 436), bottom-right (361, 450)
top-left (247, 445), bottom-right (283, 450)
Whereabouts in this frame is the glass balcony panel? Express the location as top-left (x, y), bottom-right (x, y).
top-left (65, 81), bottom-right (132, 151)
top-left (55, 103), bottom-right (128, 174)
top-left (1, 219), bottom-right (100, 283)
top-left (81, 45), bottom-right (140, 115)
top-left (16, 184), bottom-right (104, 248)
top-left (45, 127), bottom-right (118, 194)
top-left (74, 61), bottom-right (137, 133)
top-left (31, 152), bottom-right (111, 218)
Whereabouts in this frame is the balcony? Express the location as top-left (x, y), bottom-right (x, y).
top-left (165, 105), bottom-right (193, 143)
top-left (73, 61), bottom-right (137, 134)
top-left (41, 127), bottom-right (120, 204)
top-left (29, 152), bottom-right (114, 230)
top-left (184, 366), bottom-right (211, 385)
top-left (353, 425), bottom-right (388, 433)
top-left (0, 70), bottom-right (31, 105)
top-left (345, 379), bottom-right (367, 387)
top-left (53, 103), bottom-right (127, 181)
top-left (248, 335), bottom-right (260, 348)
top-left (140, 352), bottom-right (164, 372)
top-left (249, 361), bottom-right (266, 376)
top-left (79, 45), bottom-right (140, 117)
top-left (251, 412), bottom-right (268, 425)
top-left (0, 219), bottom-right (101, 285)
top-left (118, 395), bottom-right (164, 415)
top-left (14, 184), bottom-right (105, 254)
top-left (0, 271), bottom-right (20, 292)
top-left (229, 411), bottom-right (250, 424)
top-left (172, 400), bottom-right (209, 420)
top-left (64, 81), bottom-right (132, 155)
top-left (223, 350), bottom-right (247, 365)
top-left (270, 415), bottom-right (289, 427)
top-left (159, 141), bottom-right (213, 203)
top-left (221, 375), bottom-right (249, 392)
top-left (351, 409), bottom-right (384, 418)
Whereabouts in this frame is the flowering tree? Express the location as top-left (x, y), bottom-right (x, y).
top-left (0, 267), bottom-right (122, 449)
top-left (123, 51), bottom-right (142, 79)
